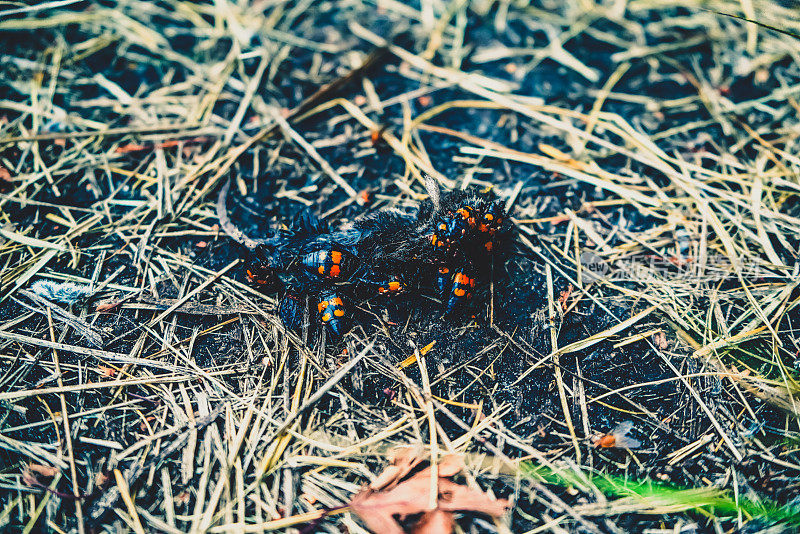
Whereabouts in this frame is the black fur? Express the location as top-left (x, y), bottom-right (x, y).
top-left (238, 189), bottom-right (508, 338)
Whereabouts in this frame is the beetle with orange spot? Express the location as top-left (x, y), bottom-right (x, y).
top-left (226, 174), bottom-right (507, 339)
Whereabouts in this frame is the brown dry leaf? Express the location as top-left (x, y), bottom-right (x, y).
top-left (370, 465), bottom-right (403, 491)
top-left (557, 284), bottom-right (574, 313)
top-left (28, 463), bottom-right (58, 477)
top-left (427, 455), bottom-right (464, 478)
top-left (412, 509), bottom-right (454, 534)
top-left (352, 471), bottom-right (434, 534)
top-left (94, 470), bottom-right (110, 488)
top-left (436, 479), bottom-right (510, 516)
top-left (349, 496), bottom-right (406, 534)
top-left (97, 366), bottom-right (117, 378)
top-left (370, 444), bottom-right (425, 491)
top-left (351, 452), bottom-right (510, 534)
top-left (95, 300), bottom-right (121, 312)
top-left (22, 468), bottom-right (40, 487)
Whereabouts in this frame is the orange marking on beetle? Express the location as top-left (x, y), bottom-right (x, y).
top-left (439, 267), bottom-right (449, 274)
top-left (454, 288), bottom-right (466, 297)
top-left (330, 265), bottom-right (341, 277)
top-left (318, 301), bottom-right (328, 313)
top-left (388, 281), bottom-right (400, 291)
top-left (485, 213), bottom-right (494, 221)
top-left (597, 435), bottom-right (617, 448)
top-left (331, 250), bottom-right (342, 264)
top-left (358, 189), bottom-right (372, 205)
top-left (322, 313), bottom-right (331, 322)
top-left (318, 266), bottom-right (325, 275)
top-left (334, 309), bottom-right (345, 317)
top-left (333, 297), bottom-right (343, 305)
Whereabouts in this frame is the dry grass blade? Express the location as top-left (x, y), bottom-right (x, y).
top-left (2, 1), bottom-right (800, 533)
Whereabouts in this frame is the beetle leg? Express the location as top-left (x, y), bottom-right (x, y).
top-left (436, 265), bottom-right (452, 300)
top-left (278, 291), bottom-right (304, 333)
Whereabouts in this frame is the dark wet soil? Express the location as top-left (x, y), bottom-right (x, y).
top-left (2, 2), bottom-right (800, 533)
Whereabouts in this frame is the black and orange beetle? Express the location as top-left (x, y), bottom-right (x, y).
top-left (219, 174), bottom-right (507, 339)
top-left (301, 249), bottom-right (349, 279)
top-left (317, 291), bottom-right (347, 337)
